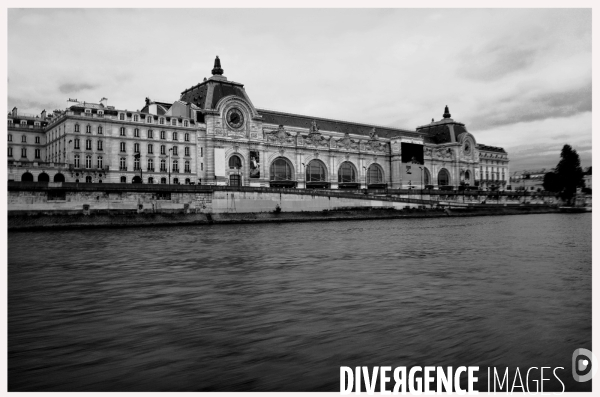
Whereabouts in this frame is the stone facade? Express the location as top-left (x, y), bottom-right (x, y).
top-left (8, 57), bottom-right (509, 190)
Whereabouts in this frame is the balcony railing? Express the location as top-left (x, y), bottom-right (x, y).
top-left (119, 167), bottom-right (127, 171)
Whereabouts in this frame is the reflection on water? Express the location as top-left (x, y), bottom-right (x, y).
top-left (8, 214), bottom-right (591, 391)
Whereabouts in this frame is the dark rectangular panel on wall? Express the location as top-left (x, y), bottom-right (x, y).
top-left (249, 150), bottom-right (260, 178)
top-left (400, 142), bottom-right (424, 164)
top-left (400, 142), bottom-right (425, 186)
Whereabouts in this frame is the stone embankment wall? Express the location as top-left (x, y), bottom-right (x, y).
top-left (7, 182), bottom-right (562, 230)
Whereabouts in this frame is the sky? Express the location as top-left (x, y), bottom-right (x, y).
top-left (7, 8), bottom-right (592, 172)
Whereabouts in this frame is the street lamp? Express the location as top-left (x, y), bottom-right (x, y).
top-left (168, 147), bottom-right (173, 184)
top-left (301, 162), bottom-right (306, 189)
top-left (418, 166), bottom-right (423, 203)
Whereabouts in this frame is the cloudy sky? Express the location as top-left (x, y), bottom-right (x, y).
top-left (7, 8), bottom-right (591, 171)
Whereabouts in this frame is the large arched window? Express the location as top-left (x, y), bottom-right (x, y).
top-left (338, 162), bottom-right (357, 183)
top-left (270, 157), bottom-right (293, 181)
top-left (424, 167), bottom-right (431, 186)
top-left (367, 164), bottom-right (384, 185)
top-left (438, 168), bottom-right (450, 186)
top-left (306, 160), bottom-right (327, 182)
top-left (465, 170), bottom-right (471, 183)
top-left (229, 155), bottom-right (242, 169)
top-left (53, 173), bottom-right (65, 183)
top-left (38, 172), bottom-right (50, 182)
top-left (21, 172), bottom-right (34, 182)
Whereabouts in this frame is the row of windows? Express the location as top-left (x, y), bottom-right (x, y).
top-left (8, 134), bottom-right (41, 144)
top-left (8, 148), bottom-right (41, 158)
top-left (118, 143), bottom-right (191, 156)
top-left (117, 127), bottom-right (191, 141)
top-left (8, 120), bottom-right (41, 126)
top-left (117, 157), bottom-right (192, 172)
top-left (73, 155), bottom-right (104, 169)
top-left (267, 158), bottom-right (387, 185)
top-left (117, 113), bottom-right (190, 127)
top-left (119, 176), bottom-right (193, 184)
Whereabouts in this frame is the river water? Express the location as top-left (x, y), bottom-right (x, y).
top-left (8, 213), bottom-right (592, 392)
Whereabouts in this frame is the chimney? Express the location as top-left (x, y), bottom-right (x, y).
top-left (41, 109), bottom-right (47, 119)
top-left (100, 97), bottom-right (107, 107)
top-left (12, 107), bottom-right (17, 117)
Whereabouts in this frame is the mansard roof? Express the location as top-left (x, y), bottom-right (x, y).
top-left (257, 109), bottom-right (420, 139)
top-left (477, 144), bottom-right (506, 153)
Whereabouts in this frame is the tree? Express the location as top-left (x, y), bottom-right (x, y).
top-left (549, 145), bottom-right (585, 205)
top-left (543, 171), bottom-right (561, 193)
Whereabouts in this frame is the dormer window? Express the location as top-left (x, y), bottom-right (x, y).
top-left (34, 121), bottom-right (40, 127)
top-left (85, 109), bottom-right (92, 115)
top-left (159, 118), bottom-right (164, 125)
top-left (133, 114), bottom-right (139, 122)
top-left (20, 120), bottom-right (27, 125)
top-left (183, 120), bottom-right (188, 127)
top-left (147, 116), bottom-right (153, 124)
top-left (8, 120), bottom-right (13, 126)
top-left (119, 113), bottom-right (125, 121)
top-left (98, 110), bottom-right (104, 116)
top-left (171, 119), bottom-right (177, 126)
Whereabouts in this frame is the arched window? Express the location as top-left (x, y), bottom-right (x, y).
top-left (38, 172), bottom-right (50, 182)
top-left (148, 177), bottom-right (154, 184)
top-left (85, 155), bottom-right (92, 169)
top-left (120, 142), bottom-right (126, 152)
top-left (184, 133), bottom-right (189, 142)
top-left (185, 147), bottom-right (190, 156)
top-left (21, 172), bottom-right (34, 182)
top-left (160, 145), bottom-right (166, 155)
top-left (160, 131), bottom-right (166, 139)
top-left (120, 176), bottom-right (127, 183)
top-left (54, 173), bottom-right (65, 182)
top-left (134, 128), bottom-right (140, 137)
top-left (159, 117), bottom-right (164, 125)
top-left (132, 176), bottom-right (142, 184)
top-left (173, 177), bottom-right (179, 184)
top-left (367, 164), bottom-right (384, 185)
top-left (229, 155), bottom-right (242, 169)
top-left (120, 127), bottom-right (125, 136)
top-left (173, 132), bottom-right (178, 141)
top-left (173, 160), bottom-right (179, 172)
top-left (270, 157), bottom-right (293, 181)
top-left (148, 144), bottom-right (153, 154)
top-left (438, 168), bottom-right (450, 186)
top-left (97, 140), bottom-right (103, 150)
top-left (97, 126), bottom-right (103, 134)
top-left (97, 156), bottom-right (103, 169)
top-left (160, 159), bottom-right (166, 171)
top-left (86, 125), bottom-right (91, 133)
top-left (185, 178), bottom-right (191, 184)
top-left (161, 177), bottom-right (167, 184)
top-left (465, 170), bottom-right (471, 183)
top-left (424, 167), bottom-right (431, 186)
top-left (148, 130), bottom-right (153, 139)
top-left (185, 160), bottom-right (190, 172)
top-left (74, 155), bottom-right (80, 168)
top-left (172, 146), bottom-right (178, 156)
top-left (338, 162), bottom-right (357, 183)
top-left (147, 158), bottom-right (154, 171)
top-left (74, 124), bottom-right (80, 132)
top-left (306, 160), bottom-right (327, 182)
top-left (85, 139), bottom-right (92, 150)
top-left (120, 157), bottom-right (126, 170)
top-left (86, 176), bottom-right (92, 183)
top-left (134, 143), bottom-right (140, 153)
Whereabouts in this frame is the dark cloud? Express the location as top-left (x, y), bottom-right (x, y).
top-left (7, 96), bottom-right (59, 113)
top-left (457, 42), bottom-right (541, 81)
top-left (506, 143), bottom-right (592, 170)
top-left (58, 82), bottom-right (97, 94)
top-left (468, 83), bottom-right (591, 130)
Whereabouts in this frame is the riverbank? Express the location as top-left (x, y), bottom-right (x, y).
top-left (8, 205), bottom-right (562, 231)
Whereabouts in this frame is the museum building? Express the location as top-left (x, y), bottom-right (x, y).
top-left (7, 56), bottom-right (509, 190)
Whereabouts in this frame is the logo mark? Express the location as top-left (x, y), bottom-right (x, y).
top-left (572, 348), bottom-right (597, 382)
